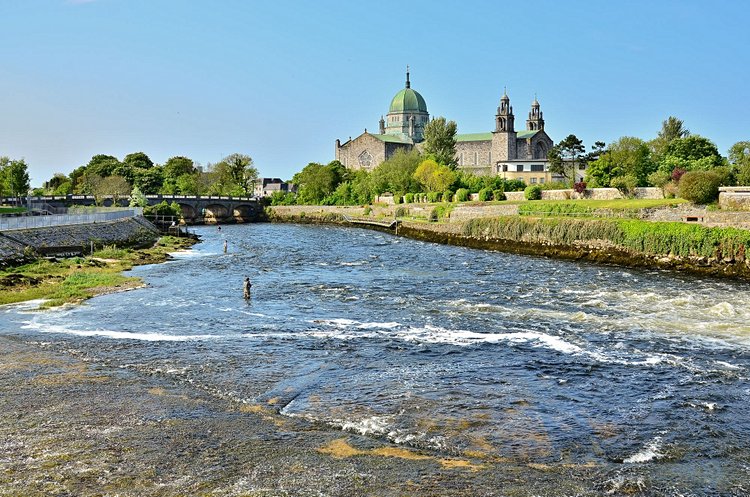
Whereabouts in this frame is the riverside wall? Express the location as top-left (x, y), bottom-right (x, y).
top-left (0, 217), bottom-right (160, 264)
top-left (266, 204), bottom-right (750, 279)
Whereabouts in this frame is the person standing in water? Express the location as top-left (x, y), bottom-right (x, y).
top-left (243, 277), bottom-right (252, 299)
top-left (223, 240), bottom-right (228, 253)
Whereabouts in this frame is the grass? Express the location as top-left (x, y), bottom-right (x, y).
top-left (0, 206), bottom-right (27, 214)
top-left (0, 236), bottom-right (197, 308)
top-left (516, 198), bottom-right (687, 217)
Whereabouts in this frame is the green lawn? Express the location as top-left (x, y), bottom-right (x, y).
top-left (0, 206), bottom-right (27, 214)
top-left (512, 198), bottom-right (687, 210)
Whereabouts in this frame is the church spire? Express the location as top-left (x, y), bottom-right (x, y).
top-left (406, 65), bottom-right (410, 88)
top-left (526, 95), bottom-right (544, 131)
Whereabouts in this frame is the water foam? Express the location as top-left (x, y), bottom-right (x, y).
top-left (21, 322), bottom-right (214, 342)
top-left (623, 436), bottom-right (663, 463)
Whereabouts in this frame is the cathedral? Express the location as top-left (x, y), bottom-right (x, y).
top-left (335, 70), bottom-right (557, 184)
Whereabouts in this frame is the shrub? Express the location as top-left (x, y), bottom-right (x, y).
top-left (678, 171), bottom-right (721, 204)
top-left (573, 181), bottom-right (587, 194)
top-left (363, 205), bottom-right (372, 216)
top-left (393, 195), bottom-right (402, 204)
top-left (404, 193), bottom-right (414, 204)
top-left (493, 189), bottom-right (506, 201)
top-left (663, 182), bottom-right (678, 199)
top-left (647, 170), bottom-right (671, 189)
top-left (443, 190), bottom-right (453, 202)
top-left (394, 206), bottom-right (407, 217)
top-left (455, 188), bottom-right (470, 202)
top-left (524, 185), bottom-right (542, 200)
top-left (478, 188), bottom-right (492, 201)
top-left (539, 181), bottom-right (570, 190)
top-left (611, 175), bottom-right (638, 198)
top-left (672, 167), bottom-right (687, 183)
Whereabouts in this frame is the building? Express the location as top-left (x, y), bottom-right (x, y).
top-left (335, 70), bottom-right (558, 184)
top-left (254, 178), bottom-right (294, 198)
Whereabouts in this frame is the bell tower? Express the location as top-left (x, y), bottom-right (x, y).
top-left (495, 88), bottom-right (515, 133)
top-left (492, 88), bottom-right (517, 162)
top-left (526, 96), bottom-right (544, 131)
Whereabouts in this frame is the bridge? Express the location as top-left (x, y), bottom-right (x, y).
top-left (1, 194), bottom-right (262, 224)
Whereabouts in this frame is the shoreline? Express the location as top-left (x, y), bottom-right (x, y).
top-left (265, 206), bottom-right (750, 280)
top-left (0, 235), bottom-right (200, 308)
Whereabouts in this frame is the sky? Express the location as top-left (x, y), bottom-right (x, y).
top-left (2, 0), bottom-right (749, 186)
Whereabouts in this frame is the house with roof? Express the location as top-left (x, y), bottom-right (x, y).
top-left (335, 70), bottom-right (557, 185)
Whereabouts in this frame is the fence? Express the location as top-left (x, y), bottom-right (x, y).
top-left (0, 208), bottom-right (143, 231)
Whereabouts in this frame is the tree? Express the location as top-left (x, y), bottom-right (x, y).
top-left (123, 152), bottom-right (154, 170)
top-left (220, 153), bottom-right (258, 196)
top-left (134, 167), bottom-right (164, 194)
top-left (86, 154), bottom-right (120, 178)
top-left (650, 116), bottom-right (690, 158)
top-left (5, 159), bottom-right (31, 202)
top-left (0, 156), bottom-right (10, 198)
top-left (423, 117), bottom-right (458, 168)
top-left (413, 158), bottom-right (457, 192)
top-left (162, 156), bottom-right (196, 187)
top-left (129, 185), bottom-right (148, 207)
top-left (99, 175), bottom-right (132, 205)
top-left (729, 141), bottom-right (750, 185)
top-left (658, 135), bottom-right (724, 172)
top-left (548, 134), bottom-right (586, 181)
top-left (292, 160), bottom-right (346, 204)
top-left (370, 148), bottom-right (422, 195)
top-left (585, 137), bottom-right (655, 187)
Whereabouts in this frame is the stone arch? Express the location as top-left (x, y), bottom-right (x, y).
top-left (203, 203), bottom-right (228, 221)
top-left (534, 141), bottom-right (548, 159)
top-left (178, 203), bottom-right (197, 220)
top-left (232, 204), bottom-right (256, 223)
top-left (358, 150), bottom-right (372, 169)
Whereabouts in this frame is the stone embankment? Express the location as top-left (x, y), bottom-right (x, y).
top-left (266, 204), bottom-right (750, 279)
top-left (0, 217), bottom-right (160, 265)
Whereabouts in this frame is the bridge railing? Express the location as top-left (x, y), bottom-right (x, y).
top-left (0, 208), bottom-right (143, 231)
top-left (2, 194), bottom-right (258, 204)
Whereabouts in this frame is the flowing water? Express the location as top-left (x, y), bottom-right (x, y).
top-left (2, 223), bottom-right (750, 495)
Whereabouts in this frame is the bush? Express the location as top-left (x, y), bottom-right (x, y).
top-left (678, 171), bottom-right (721, 204)
top-left (363, 205), bottom-right (372, 216)
top-left (394, 206), bottom-right (407, 217)
top-left (404, 193), bottom-right (414, 204)
top-left (443, 190), bottom-right (453, 202)
top-left (524, 185), bottom-right (542, 200)
top-left (455, 188), bottom-right (470, 202)
top-left (647, 170), bottom-right (671, 189)
top-left (539, 181), bottom-right (570, 190)
top-left (492, 189), bottom-right (506, 201)
top-left (478, 188), bottom-right (492, 202)
top-left (672, 167), bottom-right (687, 183)
top-left (504, 179), bottom-right (527, 192)
top-left (393, 195), bottom-right (402, 204)
top-left (573, 181), bottom-right (587, 194)
top-left (426, 191), bottom-right (441, 202)
top-left (611, 175), bottom-right (638, 198)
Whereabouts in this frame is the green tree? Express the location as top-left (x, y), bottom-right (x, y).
top-left (86, 154), bottom-right (120, 178)
top-left (585, 137), bottom-right (655, 187)
top-left (650, 116), bottom-right (690, 160)
top-left (413, 158), bottom-right (457, 192)
top-left (99, 175), bottom-right (132, 205)
top-left (370, 148), bottom-right (422, 195)
top-left (123, 152), bottom-right (154, 170)
top-left (5, 159), bottom-right (31, 201)
top-left (728, 141), bottom-right (750, 185)
top-left (423, 117), bottom-right (458, 168)
top-left (548, 135), bottom-right (585, 181)
top-left (161, 156), bottom-right (196, 193)
top-left (292, 160), bottom-right (346, 204)
top-left (220, 153), bottom-right (258, 196)
top-left (134, 167), bottom-right (164, 194)
top-left (659, 135), bottom-right (724, 172)
top-left (129, 185), bottom-right (148, 207)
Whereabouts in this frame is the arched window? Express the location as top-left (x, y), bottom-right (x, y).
top-left (358, 150), bottom-right (373, 168)
top-left (535, 142), bottom-right (547, 159)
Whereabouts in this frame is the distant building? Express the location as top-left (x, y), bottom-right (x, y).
top-left (254, 178), bottom-right (294, 197)
top-left (335, 70), bottom-right (559, 184)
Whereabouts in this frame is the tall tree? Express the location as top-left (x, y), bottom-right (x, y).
top-left (585, 137), bottom-right (655, 187)
top-left (222, 153), bottom-right (258, 196)
top-left (5, 159), bottom-right (31, 201)
top-left (650, 116), bottom-right (690, 159)
top-left (86, 154), bottom-right (120, 178)
top-left (729, 141), bottom-right (750, 185)
top-left (413, 158), bottom-right (456, 192)
top-left (292, 160), bottom-right (345, 204)
top-left (370, 148), bottom-right (422, 195)
top-left (548, 135), bottom-right (586, 181)
top-left (423, 117), bottom-right (458, 168)
top-left (123, 152), bottom-right (154, 170)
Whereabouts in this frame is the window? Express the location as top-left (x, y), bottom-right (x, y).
top-left (358, 150), bottom-right (372, 168)
top-left (539, 178), bottom-right (545, 184)
top-left (531, 164), bottom-right (544, 172)
top-left (502, 164), bottom-right (508, 172)
top-left (516, 164), bottom-right (524, 172)
top-left (530, 177), bottom-right (537, 183)
top-left (579, 164), bottom-right (587, 170)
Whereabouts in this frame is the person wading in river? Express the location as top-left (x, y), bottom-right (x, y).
top-left (243, 277), bottom-right (252, 299)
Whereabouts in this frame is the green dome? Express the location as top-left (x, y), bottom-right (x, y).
top-left (389, 88), bottom-right (428, 113)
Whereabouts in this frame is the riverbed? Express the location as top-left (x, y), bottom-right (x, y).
top-left (1, 223), bottom-right (749, 496)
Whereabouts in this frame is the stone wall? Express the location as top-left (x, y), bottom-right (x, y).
top-left (448, 204), bottom-right (520, 221)
top-left (504, 187), bottom-right (664, 201)
top-left (0, 217), bottom-right (160, 261)
top-left (719, 188), bottom-right (750, 211)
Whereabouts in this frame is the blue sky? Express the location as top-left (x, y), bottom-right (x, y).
top-left (2, 0), bottom-right (749, 186)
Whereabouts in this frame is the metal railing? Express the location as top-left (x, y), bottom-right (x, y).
top-left (0, 208), bottom-right (143, 231)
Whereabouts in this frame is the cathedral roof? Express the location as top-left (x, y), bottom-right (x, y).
top-left (456, 132), bottom-right (493, 142)
top-left (373, 133), bottom-right (414, 144)
top-left (389, 87), bottom-right (428, 114)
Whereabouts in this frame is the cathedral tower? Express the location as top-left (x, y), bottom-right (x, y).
top-left (526, 97), bottom-right (545, 131)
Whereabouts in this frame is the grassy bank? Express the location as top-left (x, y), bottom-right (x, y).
top-left (516, 198), bottom-right (687, 218)
top-left (462, 216), bottom-right (750, 261)
top-left (0, 236), bottom-right (197, 308)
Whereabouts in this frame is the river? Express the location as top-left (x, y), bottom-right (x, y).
top-left (2, 223), bottom-right (749, 496)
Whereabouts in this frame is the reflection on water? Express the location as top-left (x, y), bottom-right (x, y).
top-left (3, 223), bottom-right (750, 494)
